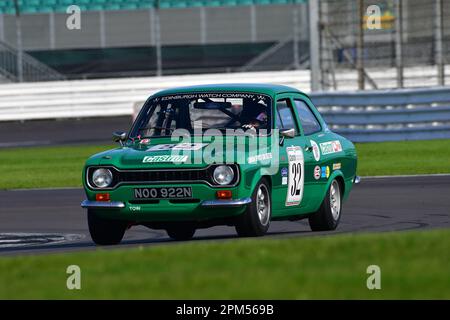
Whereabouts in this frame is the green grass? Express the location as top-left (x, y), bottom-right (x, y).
top-left (0, 229), bottom-right (448, 299)
top-left (356, 139), bottom-right (450, 176)
top-left (0, 139), bottom-right (449, 190)
top-left (0, 144), bottom-right (112, 190)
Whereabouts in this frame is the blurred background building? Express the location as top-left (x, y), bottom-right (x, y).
top-left (0, 0), bottom-right (309, 81)
top-left (0, 0), bottom-right (448, 90)
top-left (1, 0), bottom-right (450, 145)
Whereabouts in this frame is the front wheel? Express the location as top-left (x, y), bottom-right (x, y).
top-left (309, 179), bottom-right (342, 231)
top-left (88, 210), bottom-right (127, 245)
top-left (235, 178), bottom-right (271, 237)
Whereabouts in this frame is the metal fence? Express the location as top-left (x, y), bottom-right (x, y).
top-left (310, 0), bottom-right (449, 91)
top-left (0, 4), bottom-right (310, 80)
top-left (0, 38), bottom-right (65, 82)
top-left (0, 1), bottom-right (449, 89)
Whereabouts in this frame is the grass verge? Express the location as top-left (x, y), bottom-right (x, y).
top-left (0, 144), bottom-right (112, 190)
top-left (0, 139), bottom-right (449, 190)
top-left (355, 139), bottom-right (450, 176)
top-left (0, 229), bottom-right (448, 299)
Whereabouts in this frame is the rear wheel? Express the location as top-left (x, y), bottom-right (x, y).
top-left (309, 179), bottom-right (342, 231)
top-left (235, 178), bottom-right (271, 237)
top-left (166, 225), bottom-right (196, 241)
top-left (88, 210), bottom-right (127, 245)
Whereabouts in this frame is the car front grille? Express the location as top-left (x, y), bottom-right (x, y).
top-left (86, 165), bottom-right (239, 190)
top-left (117, 169), bottom-right (211, 184)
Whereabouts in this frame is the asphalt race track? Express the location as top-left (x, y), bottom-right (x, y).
top-left (0, 175), bottom-right (449, 256)
top-left (0, 117), bottom-right (131, 148)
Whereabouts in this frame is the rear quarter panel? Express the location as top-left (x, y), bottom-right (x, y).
top-left (308, 133), bottom-right (357, 213)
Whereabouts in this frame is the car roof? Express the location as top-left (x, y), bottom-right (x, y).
top-left (152, 83), bottom-right (307, 97)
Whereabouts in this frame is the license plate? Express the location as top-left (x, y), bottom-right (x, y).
top-left (134, 187), bottom-right (192, 199)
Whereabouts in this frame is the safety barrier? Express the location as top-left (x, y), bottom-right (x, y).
top-left (310, 87), bottom-right (450, 142)
top-left (0, 70), bottom-right (310, 121)
top-left (1, 70), bottom-right (449, 142)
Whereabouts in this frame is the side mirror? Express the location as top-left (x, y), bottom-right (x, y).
top-left (280, 128), bottom-right (296, 138)
top-left (113, 131), bottom-right (127, 146)
top-left (279, 128), bottom-right (296, 146)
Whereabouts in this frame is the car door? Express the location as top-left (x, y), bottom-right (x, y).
top-left (271, 95), bottom-right (308, 217)
top-left (291, 95), bottom-right (330, 211)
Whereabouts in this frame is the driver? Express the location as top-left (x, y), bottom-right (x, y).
top-left (242, 111), bottom-right (268, 130)
top-left (242, 111), bottom-right (267, 130)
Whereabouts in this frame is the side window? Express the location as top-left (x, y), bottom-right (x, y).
top-left (276, 99), bottom-right (298, 133)
top-left (294, 100), bottom-right (321, 135)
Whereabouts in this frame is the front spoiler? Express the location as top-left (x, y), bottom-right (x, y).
top-left (80, 197), bottom-right (252, 209)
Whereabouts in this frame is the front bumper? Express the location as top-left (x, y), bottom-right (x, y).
top-left (199, 197), bottom-right (252, 207)
top-left (81, 200), bottom-right (125, 209)
top-left (81, 198), bottom-right (252, 209)
top-left (81, 180), bottom-right (252, 221)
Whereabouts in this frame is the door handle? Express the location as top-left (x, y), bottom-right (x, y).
top-left (305, 146), bottom-right (313, 152)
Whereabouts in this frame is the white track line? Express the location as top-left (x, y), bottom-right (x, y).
top-left (363, 173), bottom-right (450, 179)
top-left (7, 187), bottom-right (82, 192)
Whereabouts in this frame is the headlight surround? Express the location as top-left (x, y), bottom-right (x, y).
top-left (212, 165), bottom-right (235, 186)
top-left (92, 168), bottom-right (113, 188)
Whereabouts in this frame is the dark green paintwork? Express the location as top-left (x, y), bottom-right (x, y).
top-left (82, 84), bottom-right (357, 222)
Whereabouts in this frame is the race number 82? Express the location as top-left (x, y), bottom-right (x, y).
top-left (290, 162), bottom-right (302, 197)
top-left (285, 146), bottom-right (304, 206)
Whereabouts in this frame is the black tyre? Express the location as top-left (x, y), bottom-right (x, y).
top-left (235, 178), bottom-right (271, 237)
top-left (309, 179), bottom-right (342, 231)
top-left (88, 210), bottom-right (127, 245)
top-left (166, 225), bottom-right (196, 241)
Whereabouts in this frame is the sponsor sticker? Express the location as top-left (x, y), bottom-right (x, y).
top-left (321, 166), bottom-right (330, 179)
top-left (248, 153), bottom-right (273, 164)
top-left (148, 143), bottom-right (207, 152)
top-left (140, 139), bottom-right (150, 144)
top-left (333, 163), bottom-right (342, 170)
top-left (314, 165), bottom-right (321, 180)
top-left (320, 140), bottom-right (343, 155)
top-left (310, 140), bottom-right (321, 161)
top-left (281, 167), bottom-right (288, 185)
top-left (285, 146), bottom-right (304, 206)
top-left (142, 155), bottom-right (188, 163)
top-left (158, 92), bottom-right (269, 103)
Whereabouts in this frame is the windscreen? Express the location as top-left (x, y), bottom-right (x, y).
top-left (130, 92), bottom-right (272, 138)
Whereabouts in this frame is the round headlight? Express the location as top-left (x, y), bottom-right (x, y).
top-left (213, 165), bottom-right (235, 185)
top-left (92, 168), bottom-right (113, 188)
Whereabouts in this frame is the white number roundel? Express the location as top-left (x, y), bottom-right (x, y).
top-left (285, 146), bottom-right (304, 206)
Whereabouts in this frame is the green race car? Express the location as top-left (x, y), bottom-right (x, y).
top-left (81, 84), bottom-right (358, 245)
